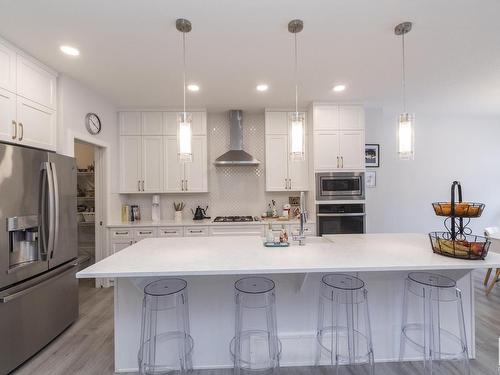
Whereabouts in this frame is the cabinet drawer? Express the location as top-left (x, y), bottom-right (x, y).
top-left (110, 228), bottom-right (133, 239)
top-left (158, 227), bottom-right (183, 237)
top-left (184, 226), bottom-right (209, 236)
top-left (133, 228), bottom-right (158, 239)
top-left (289, 223), bottom-right (316, 237)
top-left (209, 225), bottom-right (265, 237)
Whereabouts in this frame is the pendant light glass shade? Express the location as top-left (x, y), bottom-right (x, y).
top-left (290, 112), bottom-right (305, 160)
top-left (178, 112), bottom-right (192, 162)
top-left (398, 113), bottom-right (415, 160)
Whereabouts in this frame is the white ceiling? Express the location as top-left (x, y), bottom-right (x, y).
top-left (0, 0), bottom-right (499, 114)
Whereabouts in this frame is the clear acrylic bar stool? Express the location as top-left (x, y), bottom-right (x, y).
top-left (399, 272), bottom-right (470, 375)
top-left (230, 276), bottom-right (281, 375)
top-left (315, 274), bottom-right (375, 375)
top-left (138, 278), bottom-right (194, 375)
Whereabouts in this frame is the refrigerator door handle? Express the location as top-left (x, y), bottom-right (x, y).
top-left (39, 163), bottom-right (49, 257)
top-left (45, 162), bottom-right (56, 258)
top-left (50, 162), bottom-right (59, 258)
top-left (0, 262), bottom-right (77, 303)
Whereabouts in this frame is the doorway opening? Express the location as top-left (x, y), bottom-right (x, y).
top-left (75, 140), bottom-right (97, 268)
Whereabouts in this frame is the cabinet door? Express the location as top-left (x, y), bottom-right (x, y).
top-left (184, 136), bottom-right (207, 192)
top-left (164, 135), bottom-right (183, 192)
top-left (119, 136), bottom-right (142, 192)
top-left (133, 228), bottom-right (158, 241)
top-left (339, 130), bottom-right (365, 170)
top-left (111, 240), bottom-right (133, 254)
top-left (158, 227), bottom-right (183, 237)
top-left (142, 136), bottom-right (163, 192)
top-left (265, 134), bottom-right (289, 191)
top-left (191, 111), bottom-right (207, 136)
top-left (0, 87), bottom-right (16, 143)
top-left (265, 111), bottom-right (288, 135)
top-left (314, 131), bottom-right (340, 171)
top-left (164, 112), bottom-right (178, 135)
top-left (313, 105), bottom-right (339, 131)
top-left (141, 112), bottom-right (163, 135)
top-left (0, 42), bottom-right (16, 93)
top-left (339, 105), bottom-right (364, 130)
top-left (119, 112), bottom-right (141, 135)
top-left (16, 96), bottom-right (56, 151)
top-left (288, 136), bottom-right (309, 191)
top-left (16, 55), bottom-right (56, 109)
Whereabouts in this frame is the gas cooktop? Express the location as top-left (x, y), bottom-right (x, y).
top-left (213, 216), bottom-right (259, 223)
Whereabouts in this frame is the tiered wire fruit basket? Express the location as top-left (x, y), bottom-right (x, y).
top-left (429, 181), bottom-right (490, 260)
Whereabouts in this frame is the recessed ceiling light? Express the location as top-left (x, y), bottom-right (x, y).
top-left (60, 45), bottom-right (80, 57)
top-left (333, 84), bottom-right (346, 92)
top-left (256, 84), bottom-right (269, 92)
top-left (187, 84), bottom-right (200, 92)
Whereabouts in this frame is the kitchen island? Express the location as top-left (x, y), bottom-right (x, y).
top-left (77, 234), bottom-right (500, 372)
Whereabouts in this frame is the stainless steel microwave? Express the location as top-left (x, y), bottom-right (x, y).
top-left (315, 172), bottom-right (365, 201)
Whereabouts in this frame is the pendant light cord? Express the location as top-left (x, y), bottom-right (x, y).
top-left (401, 32), bottom-right (406, 113)
top-left (294, 32), bottom-right (299, 115)
top-left (182, 31), bottom-right (187, 117)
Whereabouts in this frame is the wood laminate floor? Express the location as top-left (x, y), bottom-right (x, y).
top-left (13, 273), bottom-right (500, 375)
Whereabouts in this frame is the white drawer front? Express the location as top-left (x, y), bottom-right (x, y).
top-left (289, 223), bottom-right (316, 236)
top-left (158, 227), bottom-right (184, 237)
top-left (209, 225), bottom-right (265, 237)
top-left (110, 228), bottom-right (133, 239)
top-left (184, 226), bottom-right (209, 237)
top-left (133, 228), bottom-right (158, 240)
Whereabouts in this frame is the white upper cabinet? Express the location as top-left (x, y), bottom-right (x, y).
top-left (339, 105), bottom-right (365, 130)
top-left (0, 42), bottom-right (16, 93)
top-left (0, 39), bottom-right (57, 151)
top-left (142, 136), bottom-right (164, 192)
top-left (0, 87), bottom-right (16, 143)
top-left (119, 136), bottom-right (142, 192)
top-left (16, 96), bottom-right (56, 151)
top-left (119, 112), bottom-right (141, 135)
top-left (312, 104), bottom-right (365, 171)
top-left (16, 55), bottom-right (56, 110)
top-left (313, 105), bottom-right (339, 131)
top-left (119, 110), bottom-right (208, 194)
top-left (265, 110), bottom-right (309, 191)
top-left (184, 136), bottom-right (207, 192)
top-left (141, 112), bottom-right (164, 135)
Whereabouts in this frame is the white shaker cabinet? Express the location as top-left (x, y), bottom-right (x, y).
top-left (119, 136), bottom-right (142, 192)
top-left (164, 135), bottom-right (184, 192)
top-left (0, 42), bottom-right (16, 93)
top-left (312, 104), bottom-right (365, 171)
top-left (119, 112), bottom-right (141, 135)
top-left (0, 87), bottom-right (16, 143)
top-left (16, 97), bottom-right (56, 151)
top-left (141, 112), bottom-right (163, 135)
top-left (164, 111), bottom-right (207, 136)
top-left (142, 136), bottom-right (164, 192)
top-left (16, 56), bottom-right (56, 110)
top-left (265, 110), bottom-right (309, 192)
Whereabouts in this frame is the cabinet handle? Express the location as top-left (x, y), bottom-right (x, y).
top-left (18, 123), bottom-right (23, 141)
top-left (189, 230), bottom-right (203, 233)
top-left (11, 120), bottom-right (17, 140)
top-left (341, 156), bottom-right (344, 168)
top-left (141, 180), bottom-right (145, 191)
top-left (139, 231), bottom-right (152, 235)
top-left (285, 179), bottom-right (287, 190)
top-left (138, 180), bottom-right (141, 191)
top-left (181, 179), bottom-right (184, 191)
top-left (129, 240), bottom-right (133, 245)
top-left (115, 231), bottom-right (129, 235)
top-left (288, 178), bottom-right (292, 190)
top-left (184, 180), bottom-right (188, 191)
top-left (164, 231), bottom-right (177, 234)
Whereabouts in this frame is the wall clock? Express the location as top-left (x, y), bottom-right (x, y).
top-left (85, 113), bottom-right (101, 135)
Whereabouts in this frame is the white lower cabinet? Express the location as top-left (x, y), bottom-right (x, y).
top-left (158, 227), bottom-right (183, 237)
top-left (109, 227), bottom-right (158, 256)
top-left (133, 228), bottom-right (158, 241)
top-left (209, 225), bottom-right (265, 237)
top-left (184, 226), bottom-right (209, 236)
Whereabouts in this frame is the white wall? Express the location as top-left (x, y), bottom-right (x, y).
top-left (365, 108), bottom-right (500, 235)
top-left (57, 75), bottom-right (122, 222)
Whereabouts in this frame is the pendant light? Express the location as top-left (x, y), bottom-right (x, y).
top-left (176, 18), bottom-right (193, 162)
top-left (288, 19), bottom-right (305, 160)
top-left (395, 21), bottom-right (415, 160)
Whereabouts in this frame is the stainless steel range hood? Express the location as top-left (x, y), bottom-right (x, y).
top-left (214, 110), bottom-right (260, 166)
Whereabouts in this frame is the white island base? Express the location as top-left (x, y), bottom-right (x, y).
top-left (77, 234), bottom-right (500, 372)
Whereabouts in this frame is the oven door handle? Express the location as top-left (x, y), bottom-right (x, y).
top-left (316, 213), bottom-right (366, 217)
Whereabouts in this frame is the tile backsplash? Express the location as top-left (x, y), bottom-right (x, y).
top-left (121, 112), bottom-right (300, 221)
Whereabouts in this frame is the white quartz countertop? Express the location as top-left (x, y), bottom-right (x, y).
top-left (77, 233), bottom-right (500, 278)
top-left (107, 218), bottom-right (313, 227)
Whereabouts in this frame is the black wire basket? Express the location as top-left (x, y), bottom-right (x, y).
top-left (429, 232), bottom-right (490, 260)
top-left (432, 202), bottom-right (485, 218)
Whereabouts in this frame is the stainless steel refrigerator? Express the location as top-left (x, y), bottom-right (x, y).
top-left (0, 143), bottom-right (78, 374)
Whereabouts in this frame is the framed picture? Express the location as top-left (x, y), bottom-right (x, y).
top-left (366, 170), bottom-right (376, 188)
top-left (365, 144), bottom-right (380, 167)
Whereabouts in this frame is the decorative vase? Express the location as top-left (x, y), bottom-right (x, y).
top-left (174, 211), bottom-right (183, 223)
